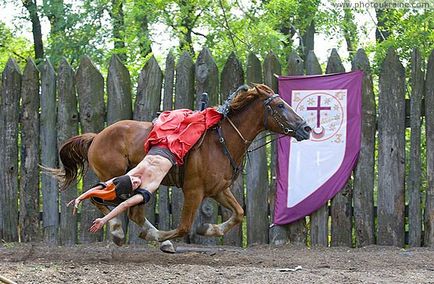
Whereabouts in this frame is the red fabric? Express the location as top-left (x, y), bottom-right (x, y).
top-left (144, 108), bottom-right (222, 165)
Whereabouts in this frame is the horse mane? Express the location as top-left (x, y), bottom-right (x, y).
top-left (229, 84), bottom-right (274, 112)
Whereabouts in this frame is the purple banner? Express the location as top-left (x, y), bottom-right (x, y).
top-left (274, 71), bottom-right (363, 225)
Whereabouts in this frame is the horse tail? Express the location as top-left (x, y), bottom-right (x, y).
top-left (45, 133), bottom-right (97, 191)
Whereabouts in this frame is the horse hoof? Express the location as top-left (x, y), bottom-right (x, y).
top-left (196, 223), bottom-right (212, 236)
top-left (111, 227), bottom-right (125, 246)
top-left (112, 235), bottom-right (125, 246)
top-left (160, 240), bottom-right (175, 254)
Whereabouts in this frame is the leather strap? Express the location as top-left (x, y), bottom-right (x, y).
top-left (216, 125), bottom-right (242, 180)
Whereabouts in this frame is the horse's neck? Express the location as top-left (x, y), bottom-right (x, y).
top-left (222, 103), bottom-right (264, 163)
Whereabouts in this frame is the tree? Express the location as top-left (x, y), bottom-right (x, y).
top-left (0, 21), bottom-right (33, 69)
top-left (22, 0), bottom-right (44, 60)
top-left (372, 8), bottom-right (434, 72)
top-left (111, 0), bottom-right (127, 61)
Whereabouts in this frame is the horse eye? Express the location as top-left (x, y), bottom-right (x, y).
top-left (277, 103), bottom-right (285, 109)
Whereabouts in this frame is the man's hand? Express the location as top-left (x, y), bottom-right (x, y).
top-left (89, 218), bottom-right (106, 233)
top-left (67, 198), bottom-right (82, 215)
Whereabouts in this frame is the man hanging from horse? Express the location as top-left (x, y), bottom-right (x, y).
top-left (67, 104), bottom-right (222, 232)
top-left (55, 84), bottom-right (311, 246)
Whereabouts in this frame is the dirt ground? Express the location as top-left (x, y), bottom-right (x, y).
top-left (1, 242), bottom-right (433, 284)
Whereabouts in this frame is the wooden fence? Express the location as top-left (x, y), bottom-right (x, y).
top-left (0, 47), bottom-right (434, 248)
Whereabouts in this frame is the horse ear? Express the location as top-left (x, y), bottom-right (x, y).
top-left (239, 84), bottom-right (249, 92)
top-left (254, 84), bottom-right (266, 95)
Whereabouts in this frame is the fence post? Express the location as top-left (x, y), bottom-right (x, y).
top-left (264, 51), bottom-right (287, 245)
top-left (76, 55), bottom-right (105, 243)
top-left (158, 52), bottom-right (175, 231)
top-left (107, 54), bottom-right (132, 123)
top-left (327, 49), bottom-right (353, 247)
top-left (40, 59), bottom-right (59, 244)
top-left (19, 59), bottom-right (41, 242)
top-left (352, 49), bottom-right (375, 247)
top-left (130, 55), bottom-right (162, 244)
top-left (408, 48), bottom-right (424, 247)
top-left (220, 51), bottom-right (244, 246)
top-left (172, 51), bottom-right (194, 236)
top-left (286, 52), bottom-right (308, 245)
top-left (306, 50), bottom-right (328, 246)
top-left (106, 54), bottom-right (133, 240)
top-left (377, 48), bottom-right (406, 247)
top-left (424, 50), bottom-right (434, 247)
top-left (245, 52), bottom-right (269, 245)
top-left (190, 47), bottom-right (219, 245)
top-left (57, 58), bottom-right (79, 245)
top-left (0, 58), bottom-right (21, 242)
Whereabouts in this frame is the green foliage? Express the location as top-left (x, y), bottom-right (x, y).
top-left (202, 0), bottom-right (292, 69)
top-left (371, 9), bottom-right (434, 73)
top-left (0, 21), bottom-right (33, 70)
top-left (41, 0), bottom-right (112, 67)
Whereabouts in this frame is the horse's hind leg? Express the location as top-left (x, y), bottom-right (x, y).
top-left (196, 187), bottom-right (244, 237)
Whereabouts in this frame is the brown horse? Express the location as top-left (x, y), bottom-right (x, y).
top-left (54, 84), bottom-right (311, 249)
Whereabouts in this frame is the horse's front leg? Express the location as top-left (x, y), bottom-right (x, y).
top-left (196, 187), bottom-right (244, 237)
top-left (91, 200), bottom-right (125, 246)
top-left (127, 204), bottom-right (175, 253)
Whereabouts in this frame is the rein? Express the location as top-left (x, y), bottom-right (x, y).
top-left (216, 90), bottom-right (293, 180)
top-left (216, 124), bottom-right (244, 180)
top-left (227, 117), bottom-right (251, 145)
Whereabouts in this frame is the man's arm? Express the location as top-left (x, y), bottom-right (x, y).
top-left (89, 194), bottom-right (144, 233)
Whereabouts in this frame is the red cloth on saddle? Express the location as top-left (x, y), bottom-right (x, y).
top-left (144, 108), bottom-right (222, 165)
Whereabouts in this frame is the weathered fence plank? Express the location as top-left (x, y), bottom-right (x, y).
top-left (107, 54), bottom-right (132, 123)
top-left (172, 51), bottom-right (194, 234)
top-left (424, 50), bottom-right (434, 247)
top-left (159, 52), bottom-right (175, 231)
top-left (306, 51), bottom-right (328, 247)
top-left (1, 59), bottom-right (21, 242)
top-left (408, 48), bottom-right (424, 247)
top-left (246, 52), bottom-right (269, 245)
top-left (327, 49), bottom-right (353, 247)
top-left (285, 52), bottom-right (307, 245)
top-left (130, 55), bottom-right (162, 244)
top-left (377, 48), bottom-right (406, 247)
top-left (195, 47), bottom-right (219, 106)
top-left (107, 54), bottom-right (133, 240)
top-left (220, 51), bottom-right (245, 246)
top-left (190, 47), bottom-right (219, 245)
top-left (264, 51), bottom-right (288, 245)
top-left (19, 59), bottom-right (41, 242)
top-left (57, 58), bottom-right (79, 245)
top-left (352, 49), bottom-right (375, 247)
top-left (40, 60), bottom-right (59, 244)
top-left (76, 55), bottom-right (105, 243)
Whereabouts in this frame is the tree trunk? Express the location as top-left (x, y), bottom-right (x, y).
top-left (22, 0), bottom-right (44, 60)
top-left (375, 9), bottom-right (391, 42)
top-left (301, 21), bottom-right (315, 60)
top-left (342, 6), bottom-right (358, 60)
top-left (134, 2), bottom-right (152, 57)
top-left (111, 0), bottom-right (127, 61)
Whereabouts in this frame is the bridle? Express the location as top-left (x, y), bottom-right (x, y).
top-left (263, 93), bottom-right (295, 135)
top-left (216, 89), bottom-right (301, 180)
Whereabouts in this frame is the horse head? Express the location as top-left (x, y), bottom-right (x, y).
top-left (229, 84), bottom-right (311, 141)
